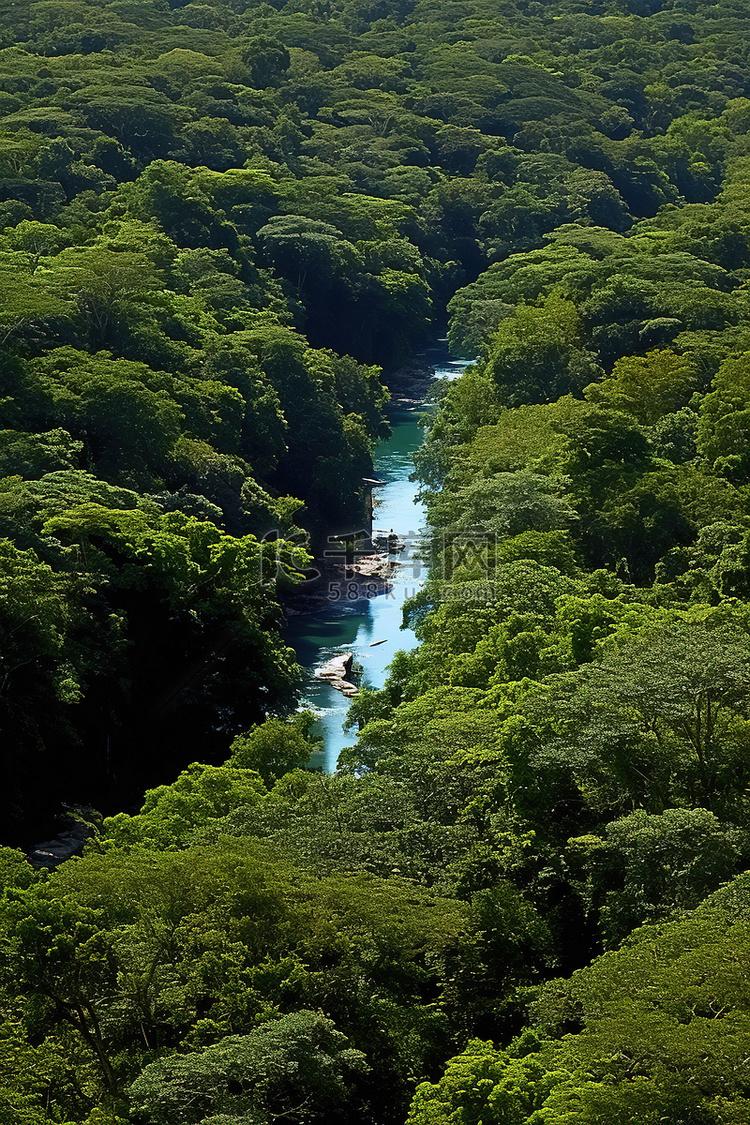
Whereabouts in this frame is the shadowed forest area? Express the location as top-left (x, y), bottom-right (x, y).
top-left (3, 0), bottom-right (750, 1122)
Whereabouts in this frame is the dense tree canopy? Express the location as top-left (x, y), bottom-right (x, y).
top-left (4, 0), bottom-right (750, 1123)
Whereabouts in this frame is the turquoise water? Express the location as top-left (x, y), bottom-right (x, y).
top-left (286, 352), bottom-right (468, 771)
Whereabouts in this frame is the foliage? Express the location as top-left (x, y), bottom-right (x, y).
top-left (0, 840), bottom-right (473, 1121)
top-left (6, 0), bottom-right (750, 1122)
top-left (229, 712), bottom-right (322, 786)
top-left (406, 875), bottom-right (750, 1124)
top-left (128, 1011), bottom-right (369, 1125)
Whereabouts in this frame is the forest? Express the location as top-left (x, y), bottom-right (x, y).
top-left (3, 0), bottom-right (750, 1121)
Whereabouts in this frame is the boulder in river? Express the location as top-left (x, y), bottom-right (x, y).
top-left (316, 652), bottom-right (358, 696)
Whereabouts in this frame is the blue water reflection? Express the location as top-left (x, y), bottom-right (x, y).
top-left (285, 351), bottom-right (468, 771)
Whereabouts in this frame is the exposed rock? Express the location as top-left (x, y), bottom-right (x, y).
top-left (282, 553), bottom-right (395, 614)
top-left (353, 552), bottom-right (397, 578)
top-left (318, 652), bottom-right (354, 680)
top-left (328, 677), bottom-right (359, 697)
top-left (28, 821), bottom-right (89, 868)
top-left (385, 360), bottom-right (435, 404)
top-left (317, 652), bottom-right (359, 696)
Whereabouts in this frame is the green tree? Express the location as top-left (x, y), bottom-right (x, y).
top-left (242, 36), bottom-right (291, 89)
top-left (534, 616), bottom-right (750, 819)
top-left (128, 1011), bottom-right (368, 1125)
top-left (406, 873), bottom-right (750, 1125)
top-left (230, 713), bottom-right (321, 787)
top-left (102, 762), bottom-right (267, 850)
top-left (484, 294), bottom-right (601, 407)
top-left (0, 539), bottom-right (84, 831)
top-left (585, 348), bottom-right (697, 425)
top-left (698, 351), bottom-right (750, 482)
top-left (5, 888), bottom-right (122, 1094)
top-left (569, 807), bottom-right (748, 946)
top-left (30, 348), bottom-right (183, 488)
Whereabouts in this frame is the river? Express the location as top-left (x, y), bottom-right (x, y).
top-left (25, 347), bottom-right (465, 862)
top-left (285, 346), bottom-right (468, 772)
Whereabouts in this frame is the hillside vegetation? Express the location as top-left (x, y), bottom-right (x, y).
top-left (3, 0), bottom-right (750, 1122)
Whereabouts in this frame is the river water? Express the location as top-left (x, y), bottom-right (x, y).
top-left (26, 351), bottom-right (464, 859)
top-left (285, 348), bottom-right (468, 772)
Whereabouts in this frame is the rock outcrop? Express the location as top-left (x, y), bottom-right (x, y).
top-left (317, 652), bottom-right (359, 696)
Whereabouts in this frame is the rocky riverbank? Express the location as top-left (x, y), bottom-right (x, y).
top-left (385, 360), bottom-right (436, 405)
